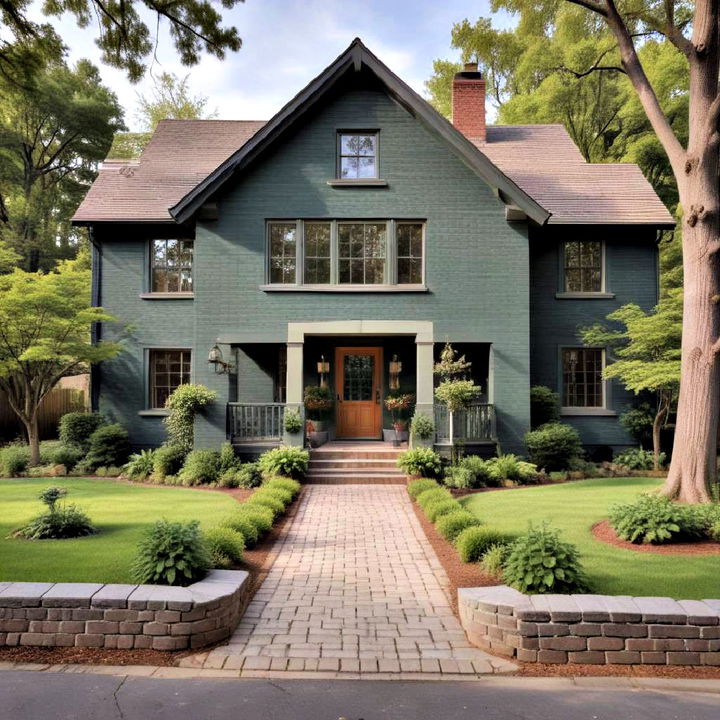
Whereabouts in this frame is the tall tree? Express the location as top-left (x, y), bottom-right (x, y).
top-left (109, 72), bottom-right (216, 158)
top-left (0, 251), bottom-right (121, 465)
top-left (0, 37), bottom-right (124, 271)
top-left (1, 0), bottom-right (243, 83)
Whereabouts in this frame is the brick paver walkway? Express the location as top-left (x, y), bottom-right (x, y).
top-left (198, 486), bottom-right (514, 677)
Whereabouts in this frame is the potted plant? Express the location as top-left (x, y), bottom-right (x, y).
top-left (384, 392), bottom-right (415, 445)
top-left (304, 385), bottom-right (334, 445)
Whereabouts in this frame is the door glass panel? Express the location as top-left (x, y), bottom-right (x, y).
top-left (343, 355), bottom-right (374, 401)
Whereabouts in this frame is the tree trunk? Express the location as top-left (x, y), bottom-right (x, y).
top-left (652, 391), bottom-right (671, 472)
top-left (24, 414), bottom-right (40, 466)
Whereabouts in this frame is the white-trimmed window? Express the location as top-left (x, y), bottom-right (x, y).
top-left (338, 133), bottom-right (378, 179)
top-left (562, 348), bottom-right (604, 408)
top-left (563, 241), bottom-right (603, 293)
top-left (151, 239), bottom-right (193, 292)
top-left (265, 220), bottom-right (425, 288)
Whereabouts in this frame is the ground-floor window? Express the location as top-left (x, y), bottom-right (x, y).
top-left (150, 349), bottom-right (191, 408)
top-left (562, 347), bottom-right (604, 408)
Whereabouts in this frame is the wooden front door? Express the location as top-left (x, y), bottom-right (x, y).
top-left (335, 347), bottom-right (383, 439)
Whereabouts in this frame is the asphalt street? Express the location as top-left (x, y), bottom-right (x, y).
top-left (0, 673), bottom-right (719, 720)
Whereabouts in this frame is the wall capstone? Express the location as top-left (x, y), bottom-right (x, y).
top-left (459, 586), bottom-right (720, 666)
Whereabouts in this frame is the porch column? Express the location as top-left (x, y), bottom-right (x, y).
top-left (415, 339), bottom-right (435, 447)
top-left (284, 341), bottom-right (305, 446)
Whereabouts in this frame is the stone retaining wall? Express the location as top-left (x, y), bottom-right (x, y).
top-left (0, 569), bottom-right (249, 651)
top-left (459, 586), bottom-right (720, 666)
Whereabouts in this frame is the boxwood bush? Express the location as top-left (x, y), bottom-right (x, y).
top-left (435, 510), bottom-right (481, 542)
top-left (454, 526), bottom-right (512, 563)
top-left (417, 487), bottom-right (453, 512)
top-left (178, 449), bottom-right (221, 486)
top-left (59, 412), bottom-right (106, 454)
top-left (246, 491), bottom-right (286, 517)
top-left (264, 477), bottom-right (301, 497)
top-left (220, 513), bottom-right (260, 547)
top-left (425, 498), bottom-right (463, 523)
top-left (259, 485), bottom-right (294, 505)
top-left (230, 504), bottom-right (274, 534)
top-left (407, 478), bottom-right (439, 499)
top-left (204, 526), bottom-right (245, 568)
top-left (83, 424), bottom-right (130, 470)
top-left (524, 423), bottom-right (582, 471)
top-left (152, 443), bottom-right (186, 479)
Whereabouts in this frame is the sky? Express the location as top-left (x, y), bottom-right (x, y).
top-left (28, 0), bottom-right (513, 130)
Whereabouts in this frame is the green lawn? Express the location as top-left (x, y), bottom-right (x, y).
top-left (0, 477), bottom-right (239, 584)
top-left (461, 477), bottom-right (720, 600)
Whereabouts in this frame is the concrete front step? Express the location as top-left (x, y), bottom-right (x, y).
top-left (306, 470), bottom-right (407, 485)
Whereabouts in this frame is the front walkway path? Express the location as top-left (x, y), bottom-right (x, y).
top-left (195, 485), bottom-right (515, 678)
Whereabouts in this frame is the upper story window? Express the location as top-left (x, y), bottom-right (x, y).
top-left (149, 349), bottom-right (191, 408)
top-left (265, 219), bottom-right (425, 290)
top-left (151, 239), bottom-right (193, 293)
top-left (563, 241), bottom-right (602, 293)
top-left (338, 133), bottom-right (378, 179)
top-left (562, 347), bottom-right (604, 408)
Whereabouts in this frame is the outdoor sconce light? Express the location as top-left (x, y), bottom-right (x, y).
top-left (208, 344), bottom-right (234, 374)
top-left (389, 354), bottom-right (402, 390)
top-left (317, 355), bottom-right (330, 387)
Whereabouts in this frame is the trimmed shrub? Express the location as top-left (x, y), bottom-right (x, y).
top-left (283, 410), bottom-right (303, 434)
top-left (164, 384), bottom-right (217, 453)
top-left (709, 520), bottom-right (720, 542)
top-left (124, 449), bottom-right (156, 480)
top-left (83, 424), bottom-right (130, 470)
top-left (218, 470), bottom-right (240, 488)
top-left (407, 478), bottom-right (439, 499)
top-left (220, 513), bottom-right (260, 547)
top-left (59, 412), bottom-right (106, 453)
top-left (178, 449), bottom-right (221, 486)
top-left (425, 498), bottom-right (462, 523)
top-left (204, 526), bottom-right (245, 568)
top-left (481, 543), bottom-right (510, 578)
top-left (530, 386), bottom-right (560, 429)
top-left (259, 485), bottom-right (294, 505)
top-left (231, 504), bottom-right (274, 534)
top-left (410, 413), bottom-right (434, 441)
top-left (132, 519), bottom-right (211, 586)
top-left (487, 454), bottom-right (538, 484)
top-left (246, 492), bottom-right (286, 517)
top-left (613, 447), bottom-right (665, 470)
top-left (454, 526), bottom-right (511, 563)
top-left (49, 444), bottom-right (83, 470)
top-left (417, 487), bottom-right (453, 512)
top-left (435, 510), bottom-right (481, 542)
top-left (397, 448), bottom-right (442, 478)
top-left (503, 524), bottom-right (589, 594)
top-left (14, 486), bottom-right (96, 540)
top-left (0, 444), bottom-right (29, 477)
top-left (264, 477), bottom-right (301, 497)
top-left (524, 423), bottom-right (582, 471)
top-left (258, 446), bottom-right (309, 479)
top-left (236, 462), bottom-right (263, 488)
top-left (219, 442), bottom-right (241, 472)
top-left (609, 494), bottom-right (704, 544)
top-left (152, 443), bottom-right (186, 479)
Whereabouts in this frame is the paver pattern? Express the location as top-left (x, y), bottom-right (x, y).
top-left (200, 485), bottom-right (513, 676)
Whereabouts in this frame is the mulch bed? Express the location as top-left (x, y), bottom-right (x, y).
top-left (592, 519), bottom-right (720, 555)
top-left (0, 483), bottom-right (302, 667)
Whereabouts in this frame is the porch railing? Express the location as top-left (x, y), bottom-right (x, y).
top-left (434, 403), bottom-right (496, 443)
top-left (227, 403), bottom-right (285, 442)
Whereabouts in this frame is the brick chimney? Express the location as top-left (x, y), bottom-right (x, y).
top-left (452, 62), bottom-right (486, 141)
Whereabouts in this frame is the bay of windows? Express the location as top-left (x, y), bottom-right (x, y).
top-left (266, 220), bottom-right (425, 287)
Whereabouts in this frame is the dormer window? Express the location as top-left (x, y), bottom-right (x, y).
top-left (338, 132), bottom-right (377, 179)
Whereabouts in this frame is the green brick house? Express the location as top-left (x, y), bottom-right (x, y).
top-left (72, 39), bottom-right (673, 458)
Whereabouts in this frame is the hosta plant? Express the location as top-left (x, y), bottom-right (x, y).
top-left (397, 448), bottom-right (442, 478)
top-left (258, 446), bottom-right (309, 478)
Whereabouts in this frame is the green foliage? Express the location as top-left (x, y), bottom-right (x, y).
top-left (410, 413), bottom-right (435, 440)
top-left (59, 413), bottom-right (107, 454)
top-left (131, 520), bottom-right (211, 586)
top-left (709, 520), bottom-right (720, 542)
top-left (620, 403), bottom-right (655, 447)
top-left (435, 510), bottom-right (481, 542)
top-left (230, 504), bottom-right (274, 534)
top-left (434, 380), bottom-right (481, 413)
top-left (264, 477), bottom-right (301, 497)
top-left (503, 524), bottom-right (589, 594)
top-left (234, 463), bottom-right (263, 488)
top-left (14, 485), bottom-right (96, 539)
top-left (246, 491), bottom-right (286, 518)
top-left (425, 498), bottom-right (463, 523)
top-left (444, 455), bottom-right (494, 488)
top-left (259, 486), bottom-right (294, 505)
top-left (454, 526), bottom-right (511, 563)
top-left (609, 494), bottom-right (703, 544)
top-left (178, 449), bottom-right (221, 486)
top-left (407, 478), bottom-right (440, 499)
top-left (283, 410), bottom-right (303, 434)
top-left (219, 442), bottom-right (241, 473)
top-left (124, 449), bottom-right (156, 480)
top-left (49, 444), bottom-right (83, 470)
top-left (152, 444), bottom-right (186, 479)
top-left (530, 386), bottom-right (560, 429)
top-left (163, 384), bottom-right (217, 453)
top-left (525, 423), bottom-right (582, 471)
top-left (613, 447), bottom-right (666, 470)
top-left (487, 454), bottom-right (538, 484)
top-left (303, 385), bottom-right (334, 418)
top-left (480, 544), bottom-right (510, 578)
top-left (0, 444), bottom-right (29, 476)
top-left (220, 513), bottom-right (260, 548)
top-left (397, 448), bottom-right (442, 478)
top-left (443, 465), bottom-right (477, 489)
top-left (416, 487), bottom-right (453, 512)
top-left (203, 526), bottom-right (245, 568)
top-left (83, 424), bottom-right (130, 470)
top-left (258, 446), bottom-right (309, 479)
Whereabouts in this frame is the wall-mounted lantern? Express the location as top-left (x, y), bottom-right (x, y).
top-left (317, 355), bottom-right (330, 387)
top-left (208, 343), bottom-right (234, 374)
top-left (389, 354), bottom-right (402, 390)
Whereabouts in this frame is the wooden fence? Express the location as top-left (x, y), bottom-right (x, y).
top-left (0, 389), bottom-right (88, 442)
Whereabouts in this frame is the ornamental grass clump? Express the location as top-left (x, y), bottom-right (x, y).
top-left (204, 526), bottom-right (245, 568)
top-left (425, 498), bottom-right (463, 523)
top-left (14, 486), bottom-right (97, 540)
top-left (481, 543), bottom-right (510, 578)
top-left (246, 491), bottom-right (286, 517)
top-left (220, 513), bottom-right (260, 547)
top-left (231, 504), bottom-right (274, 534)
top-left (397, 448), bottom-right (442, 478)
top-left (416, 487), bottom-right (453, 512)
top-left (503, 523), bottom-right (589, 594)
top-left (435, 510), bottom-right (481, 542)
top-left (407, 478), bottom-right (439, 499)
top-left (131, 519), bottom-right (211, 586)
top-left (264, 477), bottom-right (301, 497)
top-left (454, 526), bottom-right (511, 563)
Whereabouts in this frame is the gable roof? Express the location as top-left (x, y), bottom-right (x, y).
top-left (72, 39), bottom-right (674, 228)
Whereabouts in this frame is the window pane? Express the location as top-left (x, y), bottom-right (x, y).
top-left (357, 135), bottom-right (376, 156)
top-left (562, 348), bottom-right (603, 407)
top-left (564, 241), bottom-right (601, 292)
top-left (268, 223), bottom-right (297, 284)
top-left (338, 223), bottom-right (386, 284)
top-left (339, 134), bottom-right (377, 179)
top-left (151, 238), bottom-right (193, 293)
top-left (358, 157), bottom-right (376, 178)
top-left (341, 157), bottom-right (358, 178)
top-left (150, 350), bottom-right (191, 409)
top-left (397, 224), bottom-right (423, 285)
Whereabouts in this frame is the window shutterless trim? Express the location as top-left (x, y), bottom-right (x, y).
top-left (559, 240), bottom-right (607, 295)
top-left (336, 130), bottom-right (379, 180)
top-left (558, 346), bottom-right (608, 411)
top-left (144, 347), bottom-right (193, 410)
